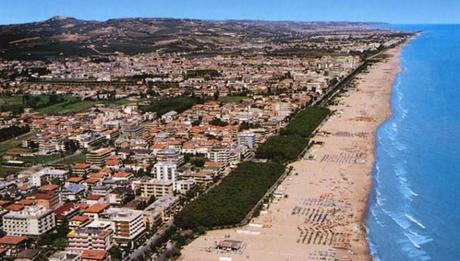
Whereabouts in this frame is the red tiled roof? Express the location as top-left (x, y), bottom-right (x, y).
top-left (0, 236), bottom-right (27, 245)
top-left (72, 163), bottom-right (91, 170)
top-left (84, 178), bottom-right (100, 184)
top-left (54, 202), bottom-right (75, 218)
top-left (40, 184), bottom-right (59, 191)
top-left (204, 161), bottom-right (225, 168)
top-left (34, 191), bottom-right (56, 200)
top-left (17, 199), bottom-right (34, 206)
top-left (67, 177), bottom-right (84, 183)
top-left (75, 203), bottom-right (89, 210)
top-left (84, 203), bottom-right (110, 214)
top-left (113, 172), bottom-right (132, 178)
top-left (6, 204), bottom-right (24, 211)
top-left (86, 194), bottom-right (103, 200)
top-left (81, 250), bottom-right (108, 260)
top-left (87, 173), bottom-right (105, 179)
top-left (70, 215), bottom-right (90, 223)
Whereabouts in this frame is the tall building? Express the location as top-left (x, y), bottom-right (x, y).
top-left (237, 130), bottom-right (256, 149)
top-left (152, 162), bottom-right (177, 186)
top-left (101, 208), bottom-right (145, 246)
top-left (152, 146), bottom-right (184, 189)
top-left (3, 205), bottom-right (56, 236)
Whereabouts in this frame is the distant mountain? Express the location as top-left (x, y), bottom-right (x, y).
top-left (0, 16), bottom-right (374, 60)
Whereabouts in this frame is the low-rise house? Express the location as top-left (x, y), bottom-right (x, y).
top-left (80, 250), bottom-right (109, 261)
top-left (86, 148), bottom-right (113, 167)
top-left (0, 235), bottom-right (28, 257)
top-left (69, 215), bottom-right (92, 230)
top-left (83, 203), bottom-right (110, 220)
top-left (49, 251), bottom-right (81, 261)
top-left (54, 202), bottom-right (80, 225)
top-left (71, 163), bottom-right (91, 176)
top-left (108, 187), bottom-right (133, 206)
top-left (34, 190), bottom-right (60, 210)
top-left (15, 248), bottom-right (40, 261)
top-left (62, 184), bottom-right (86, 201)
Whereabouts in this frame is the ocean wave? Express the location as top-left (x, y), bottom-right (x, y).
top-left (375, 192), bottom-right (385, 207)
top-left (398, 178), bottom-right (417, 201)
top-left (393, 161), bottom-right (412, 198)
top-left (394, 162), bottom-right (408, 177)
top-left (399, 237), bottom-right (432, 261)
top-left (394, 140), bottom-right (407, 151)
top-left (382, 209), bottom-right (411, 230)
top-left (405, 230), bottom-right (433, 247)
top-left (405, 214), bottom-right (426, 229)
top-left (399, 107), bottom-right (409, 119)
top-left (368, 239), bottom-right (382, 261)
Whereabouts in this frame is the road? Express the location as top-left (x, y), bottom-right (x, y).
top-left (0, 131), bottom-right (36, 153)
top-left (126, 220), bottom-right (174, 261)
top-left (47, 151), bottom-right (82, 165)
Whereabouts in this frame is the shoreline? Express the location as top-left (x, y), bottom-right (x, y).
top-left (178, 45), bottom-right (405, 261)
top-left (364, 36), bottom-right (417, 258)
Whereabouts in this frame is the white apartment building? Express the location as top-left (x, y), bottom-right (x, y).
top-left (3, 205), bottom-right (56, 236)
top-left (207, 146), bottom-right (230, 165)
top-left (20, 167), bottom-right (69, 187)
top-left (152, 161), bottom-right (177, 186)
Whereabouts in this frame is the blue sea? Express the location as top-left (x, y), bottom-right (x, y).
top-left (367, 25), bottom-right (460, 261)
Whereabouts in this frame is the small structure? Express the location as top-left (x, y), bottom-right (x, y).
top-left (15, 249), bottom-right (40, 261)
top-left (216, 240), bottom-right (243, 251)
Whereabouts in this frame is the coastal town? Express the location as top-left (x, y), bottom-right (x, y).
top-left (0, 17), bottom-right (411, 261)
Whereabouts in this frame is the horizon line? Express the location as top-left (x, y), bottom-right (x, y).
top-left (1, 15), bottom-right (458, 26)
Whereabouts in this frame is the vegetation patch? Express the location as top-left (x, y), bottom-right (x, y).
top-left (218, 95), bottom-right (248, 104)
top-left (280, 107), bottom-right (330, 138)
top-left (175, 162), bottom-right (284, 229)
top-left (0, 125), bottom-right (30, 142)
top-left (256, 135), bottom-right (306, 162)
top-left (38, 98), bottom-right (97, 115)
top-left (140, 95), bottom-right (203, 116)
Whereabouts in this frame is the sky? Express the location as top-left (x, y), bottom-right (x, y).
top-left (0, 0), bottom-right (459, 25)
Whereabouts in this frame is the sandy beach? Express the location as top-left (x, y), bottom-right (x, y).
top-left (179, 45), bottom-right (403, 261)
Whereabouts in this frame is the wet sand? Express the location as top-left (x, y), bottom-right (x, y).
top-left (178, 46), bottom-right (403, 261)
